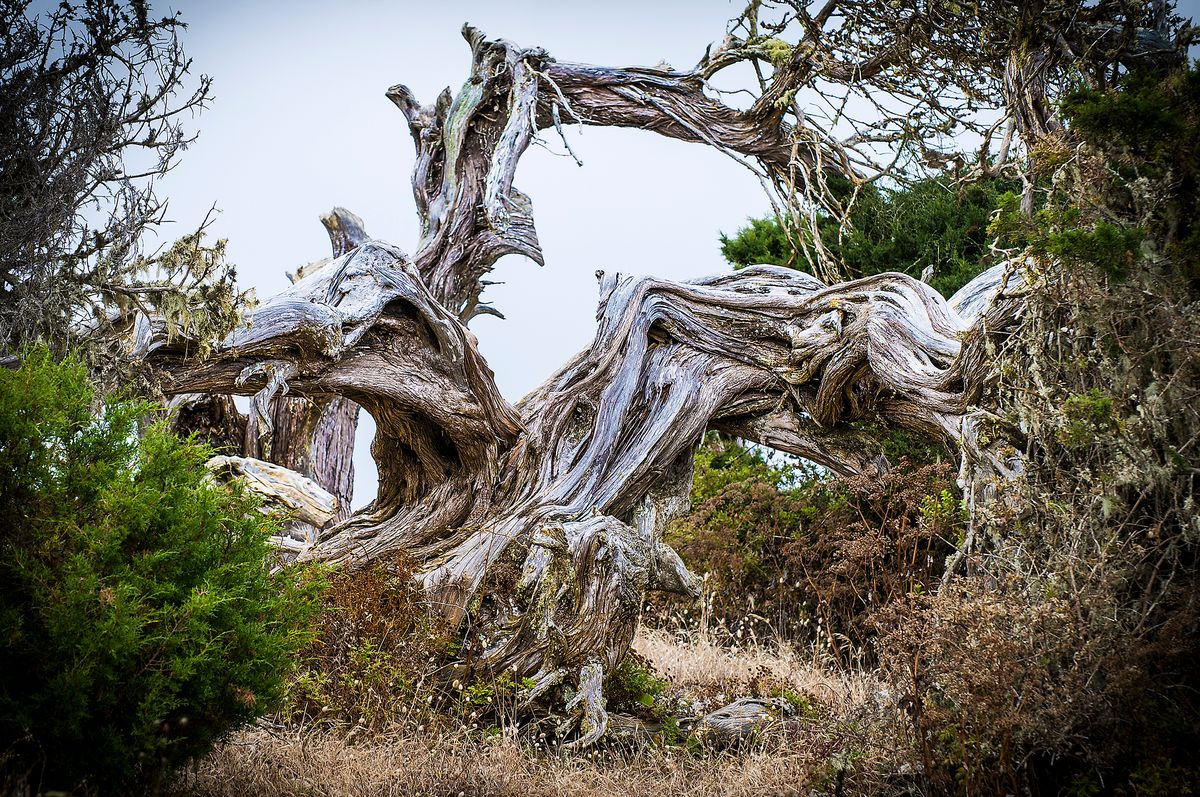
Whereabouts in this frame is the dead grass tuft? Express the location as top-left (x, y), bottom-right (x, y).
top-left (634, 628), bottom-right (878, 713)
top-left (172, 631), bottom-right (907, 797)
top-left (174, 727), bottom-right (836, 797)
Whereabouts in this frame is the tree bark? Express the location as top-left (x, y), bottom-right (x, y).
top-left (241, 209), bottom-right (367, 534)
top-left (164, 210), bottom-right (365, 539)
top-left (206, 454), bottom-right (339, 531)
top-left (141, 27), bottom-right (1024, 743)
top-left (146, 238), bottom-right (1021, 741)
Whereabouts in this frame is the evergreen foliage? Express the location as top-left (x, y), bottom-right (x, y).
top-left (0, 349), bottom-right (323, 793)
top-left (997, 64), bottom-right (1200, 283)
top-left (719, 175), bottom-right (1018, 296)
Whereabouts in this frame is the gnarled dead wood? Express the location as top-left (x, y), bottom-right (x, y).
top-left (159, 209), bottom-right (365, 541)
top-left (144, 26), bottom-right (1025, 744)
top-left (148, 231), bottom-right (1021, 742)
top-left (206, 454), bottom-right (338, 531)
top-left (385, 25), bottom-right (845, 321)
top-left (697, 697), bottom-right (793, 745)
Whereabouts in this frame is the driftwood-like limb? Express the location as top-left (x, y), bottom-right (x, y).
top-left (386, 25), bottom-right (841, 321)
top-left (247, 208), bottom-right (366, 530)
top-left (563, 658), bottom-right (608, 749)
top-left (697, 697), bottom-right (792, 745)
top-left (164, 208), bottom-right (365, 537)
top-left (206, 455), bottom-right (339, 531)
top-left (144, 27), bottom-right (1027, 745)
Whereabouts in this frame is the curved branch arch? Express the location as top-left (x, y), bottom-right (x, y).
top-left (144, 25), bottom-right (1025, 744)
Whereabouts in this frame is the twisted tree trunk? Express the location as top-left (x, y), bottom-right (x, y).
top-left (141, 26), bottom-right (1024, 744)
top-left (164, 211), bottom-right (364, 539)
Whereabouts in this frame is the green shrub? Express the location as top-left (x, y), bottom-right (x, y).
top-left (990, 64), bottom-right (1200, 285)
top-left (0, 349), bottom-right (323, 794)
top-left (719, 174), bottom-right (1018, 296)
top-left (1060, 66), bottom-right (1200, 164)
top-left (604, 654), bottom-right (669, 714)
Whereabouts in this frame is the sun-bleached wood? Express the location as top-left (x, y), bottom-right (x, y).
top-left (144, 26), bottom-right (1024, 743)
top-left (205, 454), bottom-right (338, 531)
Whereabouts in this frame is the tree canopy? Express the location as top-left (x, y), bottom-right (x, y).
top-left (0, 0), bottom-right (246, 374)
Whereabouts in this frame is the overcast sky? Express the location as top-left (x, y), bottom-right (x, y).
top-left (147, 1), bottom-right (772, 506)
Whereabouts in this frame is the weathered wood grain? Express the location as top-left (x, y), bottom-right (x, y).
top-left (144, 27), bottom-right (1024, 744)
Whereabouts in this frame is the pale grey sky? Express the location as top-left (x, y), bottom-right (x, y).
top-left (151, 1), bottom-right (773, 507)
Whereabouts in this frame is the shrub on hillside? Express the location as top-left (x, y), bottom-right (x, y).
top-left (872, 64), bottom-right (1200, 795)
top-left (658, 434), bottom-right (962, 662)
top-left (877, 571), bottom-right (1200, 795)
top-left (0, 349), bottom-right (323, 794)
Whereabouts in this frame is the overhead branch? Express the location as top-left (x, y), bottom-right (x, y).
top-left (385, 26), bottom-right (847, 320)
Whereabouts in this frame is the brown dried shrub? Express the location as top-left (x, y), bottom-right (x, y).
top-left (283, 555), bottom-right (460, 732)
top-left (876, 566), bottom-right (1200, 795)
top-left (780, 461), bottom-right (963, 661)
top-left (657, 437), bottom-right (963, 664)
top-left (875, 579), bottom-right (1093, 794)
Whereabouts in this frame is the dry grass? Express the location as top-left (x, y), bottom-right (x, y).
top-left (172, 728), bottom-right (833, 797)
top-left (171, 631), bottom-right (906, 797)
top-left (634, 628), bottom-right (879, 712)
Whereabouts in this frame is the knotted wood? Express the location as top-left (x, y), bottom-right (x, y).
top-left (142, 26), bottom-right (1024, 743)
